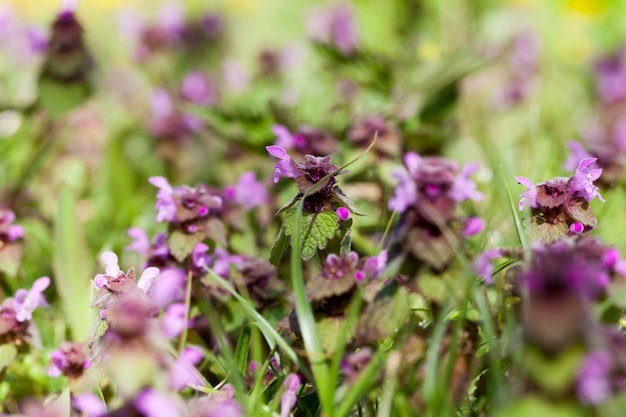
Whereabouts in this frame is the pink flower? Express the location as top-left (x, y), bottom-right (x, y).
top-left (266, 146), bottom-right (299, 183)
top-left (514, 176), bottom-right (537, 210)
top-left (13, 276), bottom-right (50, 322)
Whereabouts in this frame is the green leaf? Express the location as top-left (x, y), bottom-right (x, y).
top-left (524, 345), bottom-right (585, 394)
top-left (167, 230), bottom-right (205, 262)
top-left (317, 316), bottom-right (348, 355)
top-left (339, 230), bottom-right (352, 256)
top-left (0, 344), bottom-right (17, 372)
top-left (530, 215), bottom-right (569, 243)
top-left (284, 209), bottom-right (339, 260)
top-left (38, 78), bottom-right (89, 119)
top-left (53, 186), bottom-right (94, 341)
top-left (269, 225), bottom-right (290, 265)
top-left (356, 287), bottom-right (409, 344)
top-left (565, 197), bottom-right (597, 227)
top-left (492, 397), bottom-right (585, 417)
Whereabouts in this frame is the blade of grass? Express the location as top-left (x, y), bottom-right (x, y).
top-left (335, 348), bottom-right (385, 417)
top-left (53, 186), bottom-right (94, 341)
top-left (204, 267), bottom-right (302, 371)
top-left (500, 165), bottom-right (529, 251)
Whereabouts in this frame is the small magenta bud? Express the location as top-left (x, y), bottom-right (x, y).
top-left (198, 205), bottom-right (209, 216)
top-left (463, 217), bottom-right (485, 237)
top-left (187, 224), bottom-right (198, 233)
top-left (336, 207), bottom-right (350, 222)
top-left (570, 222), bottom-right (584, 235)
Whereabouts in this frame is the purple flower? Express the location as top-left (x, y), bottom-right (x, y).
top-left (212, 248), bottom-right (245, 278)
top-left (388, 169), bottom-right (417, 213)
top-left (13, 276), bottom-right (50, 322)
top-left (266, 146), bottom-right (299, 183)
top-left (0, 209), bottom-right (23, 242)
top-left (135, 389), bottom-right (182, 417)
top-left (450, 162), bottom-right (484, 202)
top-left (48, 342), bottom-right (89, 378)
top-left (514, 176), bottom-right (537, 210)
top-left (149, 176), bottom-right (178, 223)
top-left (73, 393), bottom-right (106, 417)
top-left (272, 124), bottom-right (296, 149)
top-left (150, 267), bottom-right (186, 307)
top-left (595, 50), bottom-right (626, 104)
top-left (169, 346), bottom-right (204, 390)
top-left (307, 2), bottom-right (359, 54)
top-left (570, 222), bottom-right (584, 235)
top-left (181, 70), bottom-right (219, 106)
top-left (356, 250), bottom-right (388, 281)
top-left (136, 266), bottom-right (160, 293)
top-left (577, 350), bottom-right (613, 404)
top-left (570, 158), bottom-right (604, 203)
top-left (162, 302), bottom-right (187, 338)
top-left (336, 207), bottom-right (350, 222)
top-left (126, 228), bottom-right (151, 257)
top-left (224, 172), bottom-right (268, 210)
top-left (192, 243), bottom-right (211, 271)
top-left (564, 141), bottom-right (593, 171)
top-left (463, 217), bottom-right (485, 237)
top-left (280, 374), bottom-right (301, 417)
top-left (473, 249), bottom-right (503, 284)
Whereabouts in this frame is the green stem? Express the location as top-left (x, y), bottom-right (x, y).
top-left (178, 270), bottom-right (193, 354)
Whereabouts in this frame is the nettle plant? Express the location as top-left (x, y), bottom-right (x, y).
top-left (267, 145), bottom-right (364, 263)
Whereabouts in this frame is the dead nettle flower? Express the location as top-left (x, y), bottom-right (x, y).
top-left (48, 341), bottom-right (90, 378)
top-left (223, 171), bottom-right (268, 211)
top-left (134, 389), bottom-right (184, 417)
top-left (387, 152), bottom-right (483, 271)
top-left (41, 1), bottom-right (92, 84)
top-left (149, 88), bottom-right (204, 142)
top-left (0, 209), bottom-right (23, 244)
top-left (518, 237), bottom-right (625, 353)
top-left (280, 374), bottom-right (301, 417)
top-left (272, 124), bottom-right (338, 157)
top-left (307, 252), bottom-right (360, 303)
top-left (355, 250), bottom-right (388, 282)
top-left (577, 349), bottom-right (613, 405)
top-left (91, 252), bottom-right (159, 326)
top-left (0, 4), bottom-right (46, 65)
top-left (0, 277), bottom-right (50, 344)
top-left (516, 157), bottom-right (604, 242)
top-left (348, 115), bottom-right (401, 157)
top-left (594, 48), bottom-right (626, 106)
top-left (126, 228), bottom-right (187, 308)
top-left (181, 69), bottom-right (219, 107)
top-left (267, 145), bottom-right (361, 216)
top-left (149, 176), bottom-right (223, 233)
top-left (341, 347), bottom-right (373, 384)
top-left (307, 2), bottom-right (359, 55)
top-left (169, 345), bottom-right (204, 391)
top-left (496, 29), bottom-right (541, 108)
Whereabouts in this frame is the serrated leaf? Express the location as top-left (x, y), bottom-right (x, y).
top-left (307, 273), bottom-right (356, 301)
top-left (530, 215), bottom-right (568, 243)
top-left (269, 225), bottom-right (290, 265)
top-left (168, 229), bottom-right (205, 262)
top-left (332, 187), bottom-right (366, 216)
top-left (565, 197), bottom-right (597, 227)
top-left (284, 209), bottom-right (339, 260)
top-left (317, 316), bottom-right (349, 355)
top-left (0, 344), bottom-right (17, 372)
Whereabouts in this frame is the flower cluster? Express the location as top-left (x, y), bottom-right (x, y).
top-left (272, 124), bottom-right (338, 157)
top-left (388, 152), bottom-right (483, 271)
top-left (0, 276), bottom-right (49, 345)
top-left (516, 158), bottom-right (604, 241)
